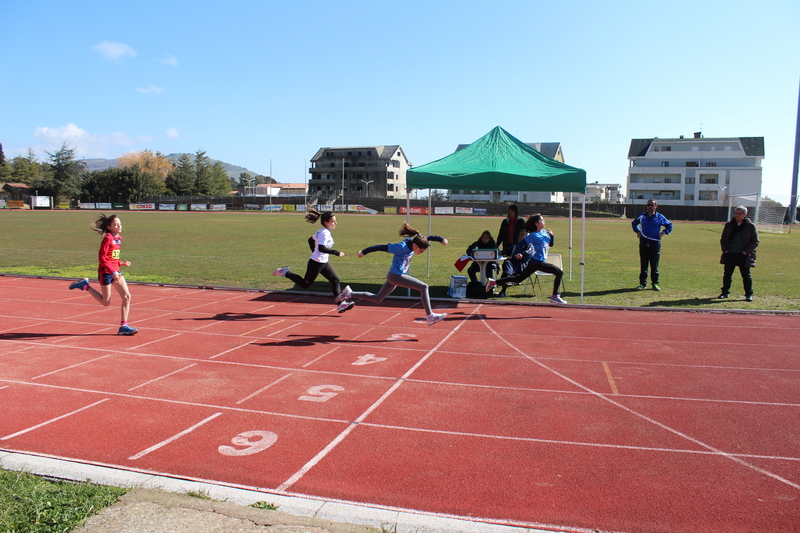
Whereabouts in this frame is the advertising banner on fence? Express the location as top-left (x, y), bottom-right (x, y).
top-left (130, 203), bottom-right (155, 210)
top-left (209, 204), bottom-right (226, 211)
top-left (348, 204), bottom-right (378, 214)
top-left (455, 207), bottom-right (473, 215)
top-left (384, 206), bottom-right (397, 214)
top-left (58, 202), bottom-right (71, 209)
top-left (7, 200), bottom-right (24, 209)
top-left (473, 208), bottom-right (487, 215)
top-left (176, 204), bottom-right (188, 211)
top-left (282, 204), bottom-right (296, 211)
top-left (112, 203), bottom-right (126, 210)
top-left (96, 203), bottom-right (112, 210)
top-left (79, 203), bottom-right (97, 209)
top-left (262, 204), bottom-right (283, 211)
top-left (398, 206), bottom-right (429, 215)
top-left (244, 204), bottom-right (261, 210)
top-left (190, 204), bottom-right (208, 210)
top-left (159, 204), bottom-right (176, 210)
top-left (434, 206), bottom-right (454, 215)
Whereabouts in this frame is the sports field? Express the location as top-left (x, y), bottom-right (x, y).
top-left (1, 210), bottom-right (798, 311)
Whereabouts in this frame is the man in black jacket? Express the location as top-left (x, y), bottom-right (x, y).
top-left (719, 206), bottom-right (759, 301)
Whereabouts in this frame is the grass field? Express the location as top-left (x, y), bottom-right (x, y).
top-left (1, 209), bottom-right (798, 311)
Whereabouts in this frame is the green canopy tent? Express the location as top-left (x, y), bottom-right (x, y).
top-left (406, 126), bottom-right (588, 301)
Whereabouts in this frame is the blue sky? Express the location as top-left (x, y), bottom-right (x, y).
top-left (2, 0), bottom-right (798, 197)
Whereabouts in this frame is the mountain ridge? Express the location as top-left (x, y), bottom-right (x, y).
top-left (80, 154), bottom-right (267, 183)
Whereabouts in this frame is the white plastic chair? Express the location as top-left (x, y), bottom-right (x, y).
top-left (532, 253), bottom-right (565, 296)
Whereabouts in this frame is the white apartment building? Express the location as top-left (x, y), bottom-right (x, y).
top-left (449, 142), bottom-right (569, 203)
top-left (627, 133), bottom-right (764, 206)
top-left (586, 182), bottom-right (624, 203)
top-left (309, 145), bottom-right (409, 201)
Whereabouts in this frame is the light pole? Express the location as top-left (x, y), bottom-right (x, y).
top-left (243, 178), bottom-right (256, 196)
top-left (360, 179), bottom-right (373, 198)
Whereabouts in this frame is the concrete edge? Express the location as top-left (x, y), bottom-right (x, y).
top-left (0, 450), bottom-right (542, 533)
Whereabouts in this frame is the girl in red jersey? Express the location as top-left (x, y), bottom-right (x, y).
top-left (68, 214), bottom-right (138, 335)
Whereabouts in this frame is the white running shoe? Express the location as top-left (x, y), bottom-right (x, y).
top-left (272, 266), bottom-right (289, 277)
top-left (337, 300), bottom-right (355, 313)
top-left (427, 312), bottom-right (446, 326)
top-left (548, 295), bottom-right (568, 304)
top-left (485, 278), bottom-right (496, 293)
top-left (336, 285), bottom-right (353, 303)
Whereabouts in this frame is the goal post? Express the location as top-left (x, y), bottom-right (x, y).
top-left (728, 193), bottom-right (792, 233)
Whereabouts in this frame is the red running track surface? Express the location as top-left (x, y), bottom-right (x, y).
top-left (1, 276), bottom-right (799, 533)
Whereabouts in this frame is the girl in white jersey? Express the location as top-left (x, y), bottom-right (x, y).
top-left (273, 209), bottom-right (354, 313)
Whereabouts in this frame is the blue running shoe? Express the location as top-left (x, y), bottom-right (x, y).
top-left (117, 325), bottom-right (139, 336)
top-left (69, 278), bottom-right (89, 290)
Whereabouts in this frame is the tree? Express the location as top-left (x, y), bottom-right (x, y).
top-left (206, 162), bottom-right (232, 195)
top-left (0, 143), bottom-right (10, 181)
top-left (193, 150), bottom-right (213, 194)
top-left (165, 154), bottom-right (195, 195)
top-left (33, 143), bottom-right (85, 202)
top-left (9, 149), bottom-right (45, 184)
top-left (118, 150), bottom-right (174, 180)
top-left (81, 166), bottom-right (166, 202)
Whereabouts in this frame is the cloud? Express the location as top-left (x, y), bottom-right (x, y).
top-left (33, 123), bottom-right (135, 158)
top-left (92, 41), bottom-right (137, 59)
top-left (162, 54), bottom-right (178, 67)
top-left (137, 85), bottom-right (166, 94)
top-left (166, 128), bottom-right (180, 139)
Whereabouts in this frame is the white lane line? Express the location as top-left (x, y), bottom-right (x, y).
top-left (128, 363), bottom-right (197, 392)
top-left (128, 412), bottom-right (223, 460)
top-left (301, 346), bottom-right (341, 368)
top-left (479, 314), bottom-right (800, 491)
top-left (31, 354), bottom-right (116, 380)
top-left (276, 305), bottom-right (481, 492)
top-left (1, 399), bottom-right (109, 440)
top-left (127, 332), bottom-right (183, 350)
top-left (236, 373), bottom-right (294, 405)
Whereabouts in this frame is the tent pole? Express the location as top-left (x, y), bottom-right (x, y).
top-left (568, 193), bottom-right (573, 281)
top-left (427, 192), bottom-right (432, 276)
top-left (406, 188), bottom-right (411, 297)
top-left (581, 193), bottom-right (586, 304)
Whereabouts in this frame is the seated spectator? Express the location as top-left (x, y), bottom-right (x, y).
top-left (498, 229), bottom-right (531, 297)
top-left (466, 230), bottom-right (497, 283)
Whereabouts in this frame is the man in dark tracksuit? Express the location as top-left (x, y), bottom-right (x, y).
top-left (631, 199), bottom-right (673, 291)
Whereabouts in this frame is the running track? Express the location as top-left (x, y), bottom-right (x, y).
top-left (1, 275), bottom-right (798, 533)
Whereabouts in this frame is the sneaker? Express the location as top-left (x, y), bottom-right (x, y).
top-left (427, 312), bottom-right (446, 326)
top-left (485, 278), bottom-right (496, 293)
top-left (117, 325), bottom-right (139, 336)
top-left (652, 284), bottom-right (660, 291)
top-left (272, 266), bottom-right (290, 277)
top-left (337, 300), bottom-right (355, 313)
top-left (336, 285), bottom-right (353, 303)
top-left (745, 295), bottom-right (753, 302)
top-left (497, 287), bottom-right (507, 298)
top-left (69, 278), bottom-right (89, 291)
top-left (718, 293), bottom-right (730, 299)
top-left (548, 295), bottom-right (568, 304)
top-left (636, 284), bottom-right (645, 291)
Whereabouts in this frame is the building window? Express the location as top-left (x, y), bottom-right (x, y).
top-left (653, 146), bottom-right (659, 152)
top-left (699, 191), bottom-right (717, 201)
top-left (661, 162), bottom-right (669, 167)
top-left (662, 146), bottom-right (671, 152)
top-left (367, 151), bottom-right (372, 156)
top-left (387, 184), bottom-right (394, 191)
top-left (686, 161), bottom-right (698, 167)
top-left (700, 175), bottom-right (718, 184)
top-left (685, 177), bottom-right (695, 184)
top-left (388, 172), bottom-right (394, 180)
top-left (706, 162), bottom-right (716, 167)
top-left (685, 194), bottom-right (694, 200)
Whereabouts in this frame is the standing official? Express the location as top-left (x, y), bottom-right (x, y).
top-left (631, 199), bottom-right (673, 291)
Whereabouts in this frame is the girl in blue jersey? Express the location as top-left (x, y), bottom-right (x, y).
top-left (273, 209), bottom-right (354, 313)
top-left (486, 214), bottom-right (567, 304)
top-left (337, 222), bottom-right (448, 325)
